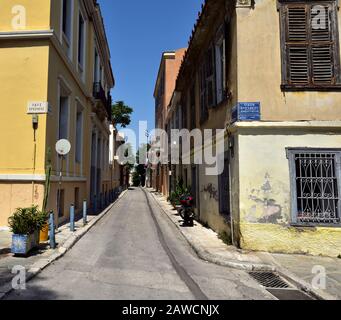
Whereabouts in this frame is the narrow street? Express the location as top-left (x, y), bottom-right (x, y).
top-left (5, 188), bottom-right (273, 300)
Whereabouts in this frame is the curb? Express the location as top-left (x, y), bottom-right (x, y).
top-left (148, 191), bottom-right (275, 272)
top-left (0, 189), bottom-right (128, 300)
top-left (260, 254), bottom-right (337, 301)
top-left (149, 190), bottom-right (334, 300)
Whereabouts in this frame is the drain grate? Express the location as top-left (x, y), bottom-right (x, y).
top-left (249, 272), bottom-right (291, 289)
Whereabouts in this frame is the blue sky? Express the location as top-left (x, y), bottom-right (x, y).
top-left (99, 0), bottom-right (203, 149)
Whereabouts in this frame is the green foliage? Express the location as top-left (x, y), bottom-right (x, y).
top-left (42, 147), bottom-right (52, 213)
top-left (167, 179), bottom-right (191, 206)
top-left (112, 101), bottom-right (133, 128)
top-left (132, 170), bottom-right (141, 187)
top-left (8, 206), bottom-right (48, 235)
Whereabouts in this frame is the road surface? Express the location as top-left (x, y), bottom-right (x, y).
top-left (5, 188), bottom-right (273, 300)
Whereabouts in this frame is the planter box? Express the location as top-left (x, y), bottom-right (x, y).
top-left (11, 231), bottom-right (39, 255)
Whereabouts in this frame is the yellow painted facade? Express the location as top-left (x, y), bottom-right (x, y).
top-left (0, 0), bottom-right (117, 226)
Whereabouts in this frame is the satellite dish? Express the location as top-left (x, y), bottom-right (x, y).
top-left (56, 139), bottom-right (71, 156)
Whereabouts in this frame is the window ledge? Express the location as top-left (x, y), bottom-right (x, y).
top-left (290, 223), bottom-right (341, 229)
top-left (281, 84), bottom-right (341, 92)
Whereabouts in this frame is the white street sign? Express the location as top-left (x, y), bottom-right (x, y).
top-left (27, 101), bottom-right (50, 114)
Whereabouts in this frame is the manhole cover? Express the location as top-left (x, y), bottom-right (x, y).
top-left (249, 272), bottom-right (291, 289)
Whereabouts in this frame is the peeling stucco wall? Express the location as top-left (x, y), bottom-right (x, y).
top-left (238, 132), bottom-right (341, 257)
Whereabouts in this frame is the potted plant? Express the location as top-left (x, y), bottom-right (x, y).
top-left (168, 191), bottom-right (181, 209)
top-left (167, 179), bottom-right (192, 210)
top-left (8, 206), bottom-right (48, 255)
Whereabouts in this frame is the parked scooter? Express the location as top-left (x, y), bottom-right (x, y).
top-left (179, 195), bottom-right (195, 226)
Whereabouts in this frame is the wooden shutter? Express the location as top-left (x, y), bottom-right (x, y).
top-left (206, 46), bottom-right (216, 107)
top-left (311, 5), bottom-right (334, 84)
top-left (282, 1), bottom-right (339, 88)
top-left (286, 5), bottom-right (310, 85)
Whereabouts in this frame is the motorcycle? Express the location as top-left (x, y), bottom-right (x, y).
top-left (179, 195), bottom-right (195, 226)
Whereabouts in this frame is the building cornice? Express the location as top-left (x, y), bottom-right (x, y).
top-left (0, 30), bottom-right (54, 40)
top-left (228, 121), bottom-right (341, 133)
top-left (0, 174), bottom-right (87, 182)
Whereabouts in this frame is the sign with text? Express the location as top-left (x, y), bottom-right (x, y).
top-left (27, 101), bottom-right (50, 114)
top-left (232, 102), bottom-right (261, 123)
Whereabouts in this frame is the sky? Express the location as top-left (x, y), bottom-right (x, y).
top-left (98, 0), bottom-right (203, 150)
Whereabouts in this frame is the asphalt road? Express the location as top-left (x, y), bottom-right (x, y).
top-left (5, 188), bottom-right (273, 300)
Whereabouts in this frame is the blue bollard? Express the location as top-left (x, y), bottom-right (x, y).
top-left (83, 200), bottom-right (87, 226)
top-left (70, 204), bottom-right (75, 232)
top-left (49, 210), bottom-right (56, 249)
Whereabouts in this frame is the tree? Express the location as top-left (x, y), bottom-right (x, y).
top-left (112, 101), bottom-right (133, 128)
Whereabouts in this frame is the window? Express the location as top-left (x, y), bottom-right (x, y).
top-left (75, 106), bottom-right (83, 164)
top-left (62, 0), bottom-right (72, 41)
top-left (206, 46), bottom-right (216, 107)
top-left (215, 25), bottom-right (226, 104)
top-left (199, 45), bottom-right (216, 123)
top-left (288, 149), bottom-right (341, 225)
top-left (94, 48), bottom-right (100, 83)
top-left (190, 84), bottom-right (196, 130)
top-left (59, 96), bottom-right (69, 140)
top-left (78, 12), bottom-right (85, 69)
top-left (279, 1), bottom-right (341, 89)
top-left (181, 97), bottom-right (187, 129)
top-left (175, 106), bottom-right (180, 129)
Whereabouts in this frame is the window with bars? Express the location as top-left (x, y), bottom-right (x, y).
top-left (279, 1), bottom-right (341, 90)
top-left (288, 149), bottom-right (341, 226)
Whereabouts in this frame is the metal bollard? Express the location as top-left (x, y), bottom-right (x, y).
top-left (49, 210), bottom-right (56, 249)
top-left (70, 204), bottom-right (75, 232)
top-left (83, 200), bottom-right (87, 226)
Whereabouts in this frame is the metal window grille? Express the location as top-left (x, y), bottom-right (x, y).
top-left (292, 151), bottom-right (341, 225)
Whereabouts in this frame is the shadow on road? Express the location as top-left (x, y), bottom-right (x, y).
top-left (4, 274), bottom-right (68, 300)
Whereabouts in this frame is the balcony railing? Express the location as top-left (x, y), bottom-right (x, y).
top-left (93, 82), bottom-right (112, 121)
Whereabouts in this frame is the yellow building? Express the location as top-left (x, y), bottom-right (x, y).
top-left (0, 0), bottom-right (117, 226)
top-left (167, 0), bottom-right (341, 257)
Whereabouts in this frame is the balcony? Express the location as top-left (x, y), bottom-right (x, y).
top-left (93, 82), bottom-right (112, 121)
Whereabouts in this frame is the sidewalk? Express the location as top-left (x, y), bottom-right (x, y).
top-left (0, 190), bottom-right (127, 299)
top-left (0, 229), bottom-right (11, 256)
top-left (148, 189), bottom-right (341, 300)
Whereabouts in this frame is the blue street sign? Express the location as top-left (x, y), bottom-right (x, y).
top-left (232, 102), bottom-right (261, 123)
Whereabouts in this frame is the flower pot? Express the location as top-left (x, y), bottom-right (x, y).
top-left (11, 231), bottom-right (39, 255)
top-left (39, 223), bottom-right (49, 242)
